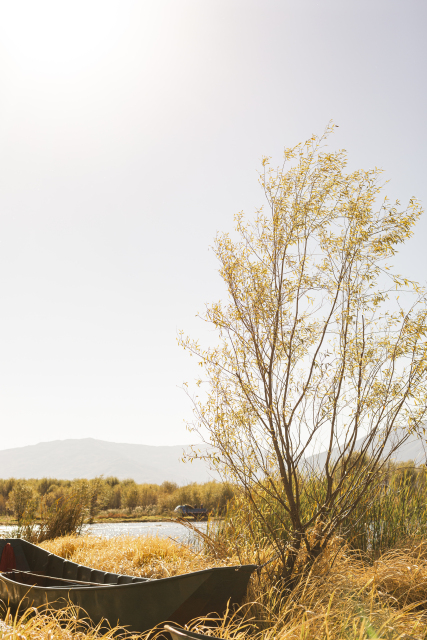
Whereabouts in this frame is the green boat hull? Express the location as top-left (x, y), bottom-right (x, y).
top-left (0, 539), bottom-right (256, 633)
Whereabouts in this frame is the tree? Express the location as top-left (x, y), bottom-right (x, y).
top-left (179, 125), bottom-right (427, 583)
top-left (161, 481), bottom-right (179, 494)
top-left (35, 484), bottom-right (87, 541)
top-left (7, 481), bottom-right (38, 524)
top-left (86, 478), bottom-right (103, 523)
top-left (123, 483), bottom-right (139, 512)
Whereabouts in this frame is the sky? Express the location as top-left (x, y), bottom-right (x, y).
top-left (0, 0), bottom-right (426, 451)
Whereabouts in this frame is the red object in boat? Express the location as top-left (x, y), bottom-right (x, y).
top-left (0, 543), bottom-right (17, 572)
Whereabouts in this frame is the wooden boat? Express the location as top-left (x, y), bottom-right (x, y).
top-left (0, 539), bottom-right (257, 634)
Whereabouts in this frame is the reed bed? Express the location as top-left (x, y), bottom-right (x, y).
top-left (40, 534), bottom-right (233, 579)
top-left (179, 539), bottom-right (427, 640)
top-left (2, 542), bottom-right (427, 640)
top-left (30, 534), bottom-right (427, 638)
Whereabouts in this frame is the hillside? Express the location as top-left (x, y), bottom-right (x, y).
top-left (0, 438), bottom-right (215, 484)
top-left (0, 434), bottom-right (423, 484)
top-left (307, 432), bottom-right (426, 470)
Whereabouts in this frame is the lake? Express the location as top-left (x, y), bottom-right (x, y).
top-left (85, 521), bottom-right (208, 541)
top-left (0, 521), bottom-right (208, 543)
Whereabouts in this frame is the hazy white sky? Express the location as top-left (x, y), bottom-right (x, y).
top-left (0, 0), bottom-right (426, 450)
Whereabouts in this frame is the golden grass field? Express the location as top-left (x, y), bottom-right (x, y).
top-left (1, 534), bottom-right (427, 640)
top-left (41, 534), bottom-right (227, 578)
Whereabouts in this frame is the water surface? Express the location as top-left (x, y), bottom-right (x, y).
top-left (0, 521), bottom-right (208, 543)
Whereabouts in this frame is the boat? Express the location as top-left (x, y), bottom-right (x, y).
top-left (0, 539), bottom-right (257, 634)
top-left (174, 505), bottom-right (208, 521)
top-left (165, 624), bottom-right (221, 640)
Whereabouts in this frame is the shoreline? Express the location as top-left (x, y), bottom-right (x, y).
top-left (0, 516), bottom-right (213, 526)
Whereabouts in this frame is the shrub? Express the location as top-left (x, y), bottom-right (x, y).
top-left (6, 481), bottom-right (38, 524)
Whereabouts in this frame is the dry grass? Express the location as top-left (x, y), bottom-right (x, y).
top-left (0, 606), bottom-right (135, 640)
top-left (183, 536), bottom-right (427, 639)
top-left (370, 540), bottom-right (427, 608)
top-left (40, 534), bottom-right (232, 579)
top-left (177, 537), bottom-right (426, 640)
top-left (2, 535), bottom-right (427, 639)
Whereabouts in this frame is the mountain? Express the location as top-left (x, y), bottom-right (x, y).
top-left (307, 432), bottom-right (427, 470)
top-left (1, 433), bottom-right (422, 484)
top-left (0, 438), bottom-right (216, 484)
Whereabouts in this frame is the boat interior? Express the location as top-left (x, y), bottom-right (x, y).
top-left (0, 539), bottom-right (150, 588)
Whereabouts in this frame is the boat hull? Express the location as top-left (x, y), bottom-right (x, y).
top-left (0, 539), bottom-right (256, 633)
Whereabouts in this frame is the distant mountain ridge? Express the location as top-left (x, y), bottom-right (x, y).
top-left (0, 435), bottom-right (423, 485)
top-left (0, 438), bottom-right (215, 484)
top-left (307, 432), bottom-right (427, 469)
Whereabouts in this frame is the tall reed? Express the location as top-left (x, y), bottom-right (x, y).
top-left (342, 466), bottom-right (427, 554)
top-left (204, 465), bottom-right (427, 568)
